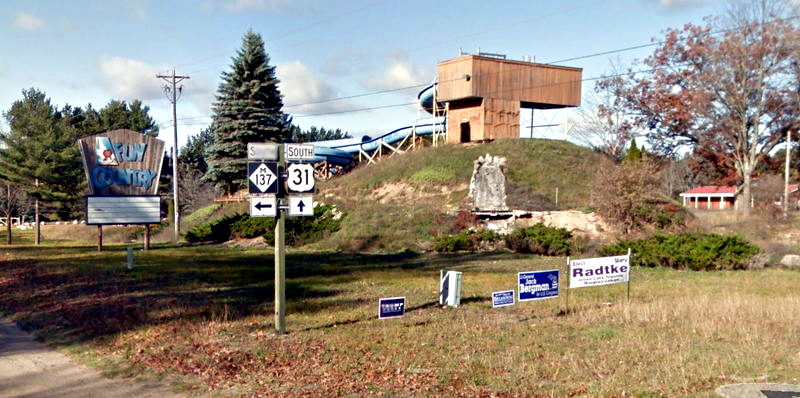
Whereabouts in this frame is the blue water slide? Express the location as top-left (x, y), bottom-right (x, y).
top-left (308, 82), bottom-right (444, 166)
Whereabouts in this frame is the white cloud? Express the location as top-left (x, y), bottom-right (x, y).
top-left (658, 0), bottom-right (706, 8)
top-left (12, 11), bottom-right (44, 31)
top-left (99, 56), bottom-right (163, 101)
top-left (217, 0), bottom-right (298, 12)
top-left (364, 58), bottom-right (431, 91)
top-left (123, 0), bottom-right (150, 20)
top-left (277, 61), bottom-right (351, 114)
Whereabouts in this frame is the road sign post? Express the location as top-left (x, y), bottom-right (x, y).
top-left (275, 145), bottom-right (286, 334)
top-left (247, 142), bottom-right (318, 334)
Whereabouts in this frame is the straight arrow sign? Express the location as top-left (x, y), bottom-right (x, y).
top-left (289, 196), bottom-right (314, 217)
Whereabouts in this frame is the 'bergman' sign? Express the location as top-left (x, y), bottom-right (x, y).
top-left (78, 129), bottom-right (165, 196)
top-left (569, 254), bottom-right (630, 289)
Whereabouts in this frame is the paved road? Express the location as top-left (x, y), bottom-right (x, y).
top-left (0, 316), bottom-right (186, 398)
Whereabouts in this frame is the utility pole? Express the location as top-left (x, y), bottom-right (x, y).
top-left (784, 129), bottom-right (792, 220)
top-left (156, 69), bottom-right (189, 242)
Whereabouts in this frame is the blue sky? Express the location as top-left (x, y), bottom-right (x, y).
top-left (0, 0), bottom-right (727, 152)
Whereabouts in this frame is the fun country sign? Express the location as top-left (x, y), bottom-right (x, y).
top-left (78, 129), bottom-right (165, 196)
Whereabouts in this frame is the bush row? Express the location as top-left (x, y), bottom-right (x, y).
top-left (598, 232), bottom-right (760, 271)
top-left (184, 203), bottom-right (343, 246)
top-left (433, 223), bottom-right (575, 256)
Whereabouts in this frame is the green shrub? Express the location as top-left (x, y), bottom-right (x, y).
top-left (231, 217), bottom-right (274, 239)
top-left (184, 204), bottom-right (344, 246)
top-left (432, 229), bottom-right (500, 252)
top-left (504, 223), bottom-right (574, 256)
top-left (264, 204), bottom-right (344, 246)
top-left (597, 232), bottom-right (760, 271)
top-left (184, 213), bottom-right (248, 243)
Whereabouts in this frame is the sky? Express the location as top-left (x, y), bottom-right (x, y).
top-left (0, 0), bottom-right (732, 153)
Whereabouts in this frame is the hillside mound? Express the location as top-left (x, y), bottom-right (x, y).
top-left (314, 139), bottom-right (611, 251)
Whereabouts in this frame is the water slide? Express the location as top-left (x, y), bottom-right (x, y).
top-left (306, 83), bottom-right (444, 165)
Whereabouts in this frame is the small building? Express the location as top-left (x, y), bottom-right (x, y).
top-left (679, 186), bottom-right (736, 210)
top-left (679, 184), bottom-right (800, 210)
top-left (436, 53), bottom-right (582, 144)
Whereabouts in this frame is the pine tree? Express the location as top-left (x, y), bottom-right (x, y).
top-left (205, 30), bottom-right (290, 195)
top-left (0, 88), bottom-right (85, 219)
top-left (623, 138), bottom-right (643, 163)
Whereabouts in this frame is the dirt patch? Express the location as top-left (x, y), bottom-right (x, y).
top-left (369, 182), bottom-right (466, 205)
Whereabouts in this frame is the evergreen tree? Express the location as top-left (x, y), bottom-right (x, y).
top-left (287, 125), bottom-right (350, 143)
top-left (0, 89), bottom-right (85, 219)
top-left (205, 30), bottom-right (290, 195)
top-left (180, 127), bottom-right (213, 174)
top-left (79, 100), bottom-right (159, 136)
top-left (623, 138), bottom-right (643, 163)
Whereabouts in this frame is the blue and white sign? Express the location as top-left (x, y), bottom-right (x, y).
top-left (569, 254), bottom-right (629, 289)
top-left (491, 290), bottom-right (515, 308)
top-left (518, 269), bottom-right (560, 302)
top-left (378, 297), bottom-right (405, 319)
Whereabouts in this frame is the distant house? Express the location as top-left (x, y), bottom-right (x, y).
top-left (679, 184), bottom-right (799, 210)
top-left (679, 186), bottom-right (737, 210)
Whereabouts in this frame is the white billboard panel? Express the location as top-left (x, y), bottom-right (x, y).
top-left (86, 196), bottom-right (160, 225)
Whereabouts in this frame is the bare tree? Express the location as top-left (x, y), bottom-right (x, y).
top-left (0, 183), bottom-right (26, 244)
top-left (571, 63), bottom-right (636, 161)
top-left (178, 165), bottom-right (215, 215)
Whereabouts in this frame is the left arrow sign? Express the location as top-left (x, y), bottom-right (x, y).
top-left (250, 196), bottom-right (277, 217)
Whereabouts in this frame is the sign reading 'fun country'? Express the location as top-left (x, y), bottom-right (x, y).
top-left (78, 129), bottom-right (165, 196)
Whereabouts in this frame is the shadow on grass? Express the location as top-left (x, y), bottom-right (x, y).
top-left (0, 244), bottom-right (517, 344)
top-left (298, 300), bottom-right (440, 332)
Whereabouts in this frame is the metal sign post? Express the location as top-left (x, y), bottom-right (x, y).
top-left (274, 144), bottom-right (287, 334)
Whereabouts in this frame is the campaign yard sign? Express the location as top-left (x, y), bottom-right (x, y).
top-left (518, 270), bottom-right (559, 302)
top-left (492, 290), bottom-right (515, 308)
top-left (378, 297), bottom-right (405, 319)
top-left (569, 254), bottom-right (630, 289)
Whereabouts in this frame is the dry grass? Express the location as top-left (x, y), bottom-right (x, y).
top-left (0, 238), bottom-right (798, 396)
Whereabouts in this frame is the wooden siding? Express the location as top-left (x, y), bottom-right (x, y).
top-left (437, 55), bottom-right (581, 107)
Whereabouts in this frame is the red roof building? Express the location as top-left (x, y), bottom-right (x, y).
top-left (679, 184), bottom-right (799, 210)
top-left (679, 186), bottom-right (736, 210)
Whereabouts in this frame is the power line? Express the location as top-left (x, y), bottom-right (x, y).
top-left (159, 13), bottom-right (800, 128)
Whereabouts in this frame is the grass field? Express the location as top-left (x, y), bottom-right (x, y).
top-left (0, 230), bottom-right (798, 397)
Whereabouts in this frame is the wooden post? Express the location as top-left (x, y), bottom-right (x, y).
top-left (34, 179), bottom-right (40, 246)
top-left (626, 248), bottom-right (632, 301)
top-left (565, 256), bottom-right (570, 314)
top-left (144, 224), bottom-right (151, 250)
top-left (97, 225), bottom-right (103, 252)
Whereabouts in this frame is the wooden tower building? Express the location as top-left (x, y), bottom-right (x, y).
top-left (436, 54), bottom-right (582, 143)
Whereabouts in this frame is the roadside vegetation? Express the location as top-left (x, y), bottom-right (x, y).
top-left (0, 229), bottom-right (797, 396)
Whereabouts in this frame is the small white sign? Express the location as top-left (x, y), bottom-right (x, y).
top-left (285, 144), bottom-right (315, 161)
top-left (247, 143), bottom-right (278, 160)
top-left (286, 163), bottom-right (315, 193)
top-left (569, 254), bottom-right (630, 289)
top-left (288, 196), bottom-right (314, 217)
top-left (249, 196), bottom-right (277, 217)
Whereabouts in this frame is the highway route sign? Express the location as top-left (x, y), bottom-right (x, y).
top-left (286, 163), bottom-right (315, 193)
top-left (248, 162), bottom-right (278, 194)
top-left (288, 196), bottom-right (314, 216)
top-left (250, 196), bottom-right (277, 217)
